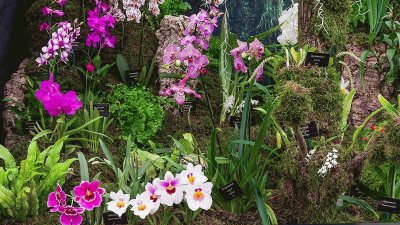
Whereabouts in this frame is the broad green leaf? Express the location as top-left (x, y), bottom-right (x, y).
top-left (116, 54), bottom-right (130, 83)
top-left (378, 94), bottom-right (398, 117)
top-left (78, 152), bottom-right (90, 181)
top-left (0, 145), bottom-right (16, 170)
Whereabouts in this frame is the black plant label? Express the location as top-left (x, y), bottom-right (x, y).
top-left (126, 69), bottom-right (140, 87)
top-left (301, 121), bottom-right (319, 139)
top-left (93, 103), bottom-right (110, 117)
top-left (103, 212), bottom-right (128, 225)
top-left (218, 181), bottom-right (244, 201)
top-left (229, 116), bottom-right (241, 128)
top-left (24, 120), bottom-right (39, 133)
top-left (377, 197), bottom-right (400, 214)
top-left (305, 52), bottom-right (330, 67)
top-left (183, 101), bottom-right (196, 112)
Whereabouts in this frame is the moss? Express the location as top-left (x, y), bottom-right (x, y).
top-left (275, 81), bottom-right (312, 128)
top-left (302, 0), bottom-right (352, 51)
top-left (271, 144), bottom-right (351, 224)
top-left (274, 66), bottom-right (343, 136)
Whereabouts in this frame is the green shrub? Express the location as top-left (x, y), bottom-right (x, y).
top-left (107, 85), bottom-right (164, 143)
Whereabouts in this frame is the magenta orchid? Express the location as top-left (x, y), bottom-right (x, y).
top-left (155, 171), bottom-right (184, 206)
top-left (230, 38), bottom-right (265, 78)
top-left (73, 180), bottom-right (105, 211)
top-left (35, 73), bottom-right (82, 117)
top-left (53, 205), bottom-right (85, 225)
top-left (86, 0), bottom-right (116, 49)
top-left (48, 184), bottom-right (67, 211)
top-left (144, 179), bottom-right (162, 214)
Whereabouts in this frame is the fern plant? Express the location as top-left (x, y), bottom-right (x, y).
top-left (0, 137), bottom-right (76, 221)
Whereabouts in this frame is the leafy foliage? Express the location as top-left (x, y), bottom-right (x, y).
top-left (107, 85), bottom-right (164, 143)
top-left (159, 0), bottom-right (191, 17)
top-left (0, 138), bottom-right (75, 220)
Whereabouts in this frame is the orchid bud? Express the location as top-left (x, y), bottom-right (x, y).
top-left (86, 63), bottom-right (95, 73)
top-left (276, 132), bottom-right (282, 149)
top-left (200, 67), bottom-right (207, 75)
top-left (175, 59), bottom-right (181, 67)
top-left (241, 52), bottom-right (247, 59)
top-left (248, 56), bottom-right (253, 61)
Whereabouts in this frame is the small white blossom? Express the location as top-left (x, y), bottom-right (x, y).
top-left (318, 148), bottom-right (339, 176)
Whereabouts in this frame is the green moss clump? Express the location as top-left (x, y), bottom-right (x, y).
top-left (272, 144), bottom-right (350, 224)
top-left (274, 66), bottom-right (343, 136)
top-left (368, 117), bottom-right (400, 165)
top-left (275, 81), bottom-right (312, 128)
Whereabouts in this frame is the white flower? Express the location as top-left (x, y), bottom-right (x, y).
top-left (144, 179), bottom-right (161, 214)
top-left (340, 77), bottom-right (349, 94)
top-left (107, 190), bottom-right (131, 217)
top-left (277, 3), bottom-right (298, 45)
top-left (180, 163), bottom-right (208, 186)
top-left (251, 99), bottom-right (259, 105)
top-left (224, 95), bottom-right (235, 113)
top-left (155, 171), bottom-right (184, 206)
top-left (184, 182), bottom-right (213, 211)
top-left (130, 193), bottom-right (155, 219)
top-left (317, 148), bottom-right (340, 176)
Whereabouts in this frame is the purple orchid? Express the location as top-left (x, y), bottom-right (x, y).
top-left (86, 0), bottom-right (116, 49)
top-left (73, 180), bottom-right (105, 211)
top-left (180, 35), bottom-right (197, 46)
top-left (162, 44), bottom-right (181, 66)
top-left (42, 7), bottom-right (53, 16)
top-left (57, 0), bottom-right (68, 7)
top-left (230, 40), bottom-right (248, 58)
top-left (48, 184), bottom-right (67, 211)
top-left (160, 78), bottom-right (202, 105)
top-left (40, 22), bottom-right (50, 32)
top-left (53, 10), bottom-right (65, 17)
top-left (234, 57), bottom-right (247, 73)
top-left (53, 205), bottom-right (85, 225)
top-left (255, 64), bottom-right (264, 82)
top-left (249, 38), bottom-right (264, 61)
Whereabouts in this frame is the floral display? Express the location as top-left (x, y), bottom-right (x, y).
top-left (108, 0), bottom-right (165, 23)
top-left (48, 181), bottom-right (104, 225)
top-left (106, 163), bottom-right (213, 219)
top-left (317, 149), bottom-right (339, 176)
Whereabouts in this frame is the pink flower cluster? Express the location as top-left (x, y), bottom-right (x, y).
top-left (36, 21), bottom-right (81, 66)
top-left (160, 3), bottom-right (222, 105)
top-left (86, 0), bottom-right (117, 49)
top-left (230, 38), bottom-right (265, 81)
top-left (40, 0), bottom-right (69, 32)
top-left (113, 0), bottom-right (164, 23)
top-left (35, 73), bottom-right (82, 117)
top-left (48, 181), bottom-right (105, 225)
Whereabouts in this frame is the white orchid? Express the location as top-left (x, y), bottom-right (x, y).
top-left (155, 171), bottom-right (184, 206)
top-left (144, 179), bottom-right (161, 214)
top-left (277, 3), bottom-right (298, 45)
top-left (318, 148), bottom-right (340, 176)
top-left (340, 77), bottom-right (349, 94)
top-left (106, 190), bottom-right (131, 217)
top-left (180, 163), bottom-right (208, 186)
top-left (184, 182), bottom-right (213, 211)
top-left (130, 193), bottom-right (155, 219)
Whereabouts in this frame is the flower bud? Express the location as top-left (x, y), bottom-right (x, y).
top-left (86, 63), bottom-right (95, 73)
top-left (200, 67), bottom-right (207, 75)
top-left (175, 59), bottom-right (181, 67)
top-left (241, 52), bottom-right (247, 59)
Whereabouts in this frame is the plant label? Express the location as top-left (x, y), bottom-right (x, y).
top-left (93, 103), bottom-right (110, 117)
top-left (377, 197), bottom-right (400, 214)
top-left (183, 101), bottom-right (196, 112)
top-left (349, 184), bottom-right (364, 198)
top-left (24, 120), bottom-right (39, 133)
top-left (126, 69), bottom-right (140, 87)
top-left (103, 212), bottom-right (128, 225)
top-left (305, 52), bottom-right (330, 67)
top-left (218, 181), bottom-right (244, 201)
top-left (301, 121), bottom-right (319, 139)
top-left (229, 116), bottom-right (241, 128)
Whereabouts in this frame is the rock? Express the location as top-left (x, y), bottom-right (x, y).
top-left (343, 41), bottom-right (391, 126)
top-left (3, 59), bottom-right (28, 148)
top-left (155, 15), bottom-right (190, 91)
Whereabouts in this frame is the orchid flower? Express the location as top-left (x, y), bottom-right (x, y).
top-left (340, 77), bottom-right (349, 94)
top-left (130, 193), bottom-right (155, 219)
top-left (180, 163), bottom-right (208, 186)
top-left (144, 179), bottom-right (162, 214)
top-left (73, 180), bottom-right (105, 211)
top-left (53, 205), bottom-right (85, 225)
top-left (107, 190), bottom-right (130, 217)
top-left (48, 184), bottom-right (67, 211)
top-left (160, 79), bottom-right (202, 105)
top-left (184, 182), bottom-right (213, 211)
top-left (155, 171), bottom-right (184, 206)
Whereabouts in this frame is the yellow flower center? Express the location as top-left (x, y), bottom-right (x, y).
top-left (193, 190), bottom-right (204, 200)
top-left (341, 88), bottom-right (347, 94)
top-left (116, 201), bottom-right (125, 208)
top-left (138, 204), bottom-right (146, 211)
top-left (188, 175), bottom-right (195, 184)
top-left (167, 184), bottom-right (174, 190)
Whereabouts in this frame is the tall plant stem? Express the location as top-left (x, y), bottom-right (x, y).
top-left (200, 75), bottom-right (222, 153)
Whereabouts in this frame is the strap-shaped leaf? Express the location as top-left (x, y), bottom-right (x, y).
top-left (0, 145), bottom-right (16, 170)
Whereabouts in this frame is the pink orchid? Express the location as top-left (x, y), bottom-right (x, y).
top-left (160, 79), bottom-right (201, 105)
top-left (230, 40), bottom-right (248, 58)
top-left (155, 171), bottom-right (184, 206)
top-left (145, 179), bottom-right (161, 214)
top-left (53, 205), bottom-right (85, 225)
top-left (233, 57), bottom-right (247, 73)
top-left (249, 38), bottom-right (264, 61)
top-left (73, 180), bottom-right (105, 211)
top-left (163, 44), bottom-right (181, 66)
top-left (40, 22), bottom-right (50, 32)
top-left (48, 184), bottom-right (67, 211)
top-left (53, 10), bottom-right (65, 17)
top-left (186, 55), bottom-right (209, 78)
top-left (180, 35), bottom-right (197, 46)
top-left (57, 0), bottom-right (68, 7)
top-left (42, 7), bottom-right (53, 16)
top-left (179, 44), bottom-right (202, 66)
top-left (255, 64), bottom-right (264, 81)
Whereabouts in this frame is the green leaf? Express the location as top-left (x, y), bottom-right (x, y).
top-left (159, 73), bottom-right (183, 79)
top-left (77, 152), bottom-right (90, 181)
top-left (251, 23), bottom-right (282, 42)
top-left (92, 54), bottom-right (101, 69)
top-left (214, 157), bottom-right (231, 164)
top-left (116, 54), bottom-right (130, 83)
top-left (340, 89), bottom-right (356, 134)
top-left (251, 178), bottom-right (273, 225)
top-left (0, 144), bottom-right (16, 170)
top-left (0, 186), bottom-right (16, 217)
top-left (45, 137), bottom-right (67, 169)
top-left (359, 50), bottom-right (369, 88)
top-left (378, 94), bottom-right (398, 117)
top-left (340, 195), bottom-right (379, 220)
